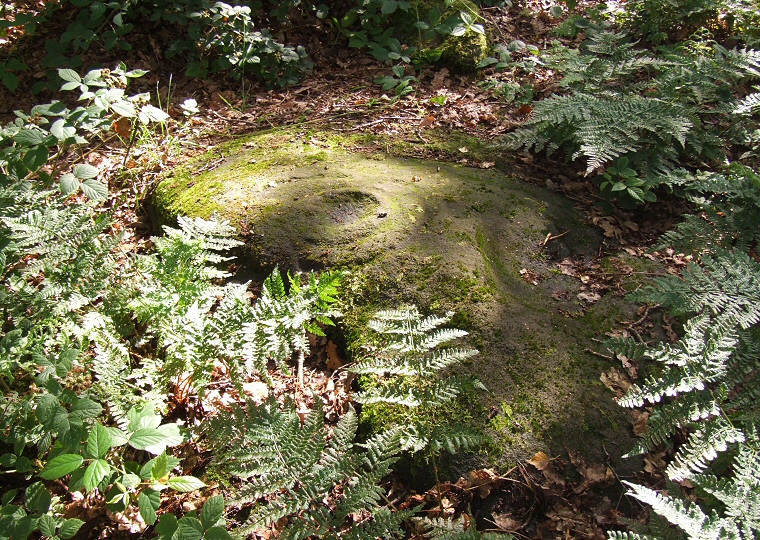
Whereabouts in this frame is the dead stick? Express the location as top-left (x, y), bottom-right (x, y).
top-left (585, 348), bottom-right (613, 360)
top-left (539, 230), bottom-right (570, 247)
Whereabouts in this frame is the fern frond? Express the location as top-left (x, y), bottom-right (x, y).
top-left (624, 482), bottom-right (742, 540)
top-left (422, 515), bottom-right (513, 540)
top-left (618, 315), bottom-right (736, 407)
top-left (665, 418), bottom-right (745, 481)
top-left (625, 392), bottom-right (723, 457)
top-left (208, 397), bottom-right (407, 538)
top-left (355, 381), bottom-right (424, 407)
top-left (174, 212), bottom-right (242, 252)
top-left (606, 532), bottom-right (657, 540)
top-left (634, 251), bottom-right (760, 333)
top-left (330, 405), bottom-right (359, 451)
top-left (735, 91), bottom-right (760, 114)
top-left (505, 94), bottom-right (693, 173)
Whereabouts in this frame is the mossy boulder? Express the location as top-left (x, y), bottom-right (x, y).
top-left (436, 1), bottom-right (489, 73)
top-left (438, 27), bottom-right (488, 73)
top-left (395, 0), bottom-right (489, 73)
top-left (150, 127), bottom-right (640, 473)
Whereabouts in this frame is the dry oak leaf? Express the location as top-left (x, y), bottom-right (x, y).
top-left (491, 513), bottom-right (522, 532)
top-left (467, 468), bottom-right (499, 498)
top-left (326, 340), bottom-right (345, 371)
top-left (528, 451), bottom-right (551, 471)
top-left (600, 367), bottom-right (632, 397)
top-left (243, 381), bottom-right (269, 403)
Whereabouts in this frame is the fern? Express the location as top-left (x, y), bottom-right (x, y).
top-left (655, 166), bottom-right (760, 253)
top-left (351, 307), bottom-right (485, 455)
top-left (665, 418), bottom-right (746, 480)
top-left (504, 93), bottom-right (693, 174)
top-left (735, 90), bottom-right (760, 114)
top-left (608, 167), bottom-right (760, 539)
top-left (622, 482), bottom-right (744, 540)
top-left (629, 250), bottom-right (760, 333)
top-left (204, 398), bottom-right (411, 539)
top-left (503, 34), bottom-right (760, 202)
top-left (421, 515), bottom-right (513, 539)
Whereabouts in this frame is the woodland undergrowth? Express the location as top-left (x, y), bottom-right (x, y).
top-left (2, 0), bottom-right (760, 538)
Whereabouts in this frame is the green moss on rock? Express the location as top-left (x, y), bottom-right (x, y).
top-left (437, 0), bottom-right (489, 73)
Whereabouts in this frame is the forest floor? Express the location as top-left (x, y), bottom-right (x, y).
top-left (0, 1), bottom-right (695, 538)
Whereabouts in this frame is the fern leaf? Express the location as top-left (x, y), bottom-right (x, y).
top-left (625, 392), bottom-right (723, 457)
top-left (618, 316), bottom-right (736, 407)
top-left (665, 418), bottom-right (745, 481)
top-left (735, 91), bottom-right (760, 114)
top-left (624, 482), bottom-right (742, 540)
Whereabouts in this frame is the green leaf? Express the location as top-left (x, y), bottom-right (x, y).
top-left (151, 453), bottom-right (169, 481)
top-left (381, 0), bottom-right (398, 14)
top-left (39, 454), bottom-right (83, 480)
top-left (106, 485), bottom-right (129, 512)
top-left (59, 173), bottom-right (79, 195)
top-left (58, 518), bottom-right (85, 539)
top-left (2, 71), bottom-right (19, 92)
top-left (139, 489), bottom-right (160, 525)
top-left (141, 454), bottom-right (181, 480)
top-left (167, 476), bottom-right (206, 493)
top-left (61, 81), bottom-right (82, 91)
top-left (72, 163), bottom-right (98, 179)
top-left (25, 482), bottom-right (51, 514)
top-left (176, 517), bottom-right (204, 540)
top-left (80, 178), bottom-right (108, 200)
top-left (128, 428), bottom-right (166, 452)
top-left (126, 68), bottom-right (148, 78)
top-left (127, 404), bottom-right (161, 431)
top-left (38, 513), bottom-right (57, 537)
top-left (13, 128), bottom-right (46, 146)
top-left (476, 57), bottom-right (498, 68)
top-left (15, 456), bottom-right (32, 473)
top-left (121, 472), bottom-right (141, 488)
top-left (36, 394), bottom-right (59, 423)
top-left (110, 100), bottom-right (136, 118)
top-left (87, 424), bottom-right (113, 459)
top-left (204, 526), bottom-right (233, 540)
top-left (82, 459), bottom-right (110, 492)
top-left (58, 68), bottom-right (82, 83)
top-left (200, 495), bottom-right (225, 529)
top-left (69, 398), bottom-right (102, 423)
top-left (23, 145), bottom-right (50, 171)
top-left (154, 424), bottom-right (184, 451)
top-left (107, 427), bottom-right (129, 447)
top-left (137, 104), bottom-right (169, 124)
top-left (50, 119), bottom-right (76, 141)
top-left (155, 513), bottom-right (179, 540)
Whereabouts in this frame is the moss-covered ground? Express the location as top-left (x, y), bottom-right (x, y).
top-left (151, 126), bottom-right (640, 474)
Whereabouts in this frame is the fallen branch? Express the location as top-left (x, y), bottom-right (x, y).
top-left (539, 230), bottom-right (570, 247)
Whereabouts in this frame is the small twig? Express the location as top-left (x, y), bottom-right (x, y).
top-left (416, 128), bottom-right (428, 144)
top-left (585, 348), bottom-right (614, 360)
top-left (342, 115), bottom-right (419, 132)
top-left (196, 157), bottom-right (225, 174)
top-left (631, 303), bottom-right (659, 327)
top-left (297, 349), bottom-right (305, 387)
top-left (211, 109), bottom-right (260, 126)
top-left (539, 230), bottom-right (570, 247)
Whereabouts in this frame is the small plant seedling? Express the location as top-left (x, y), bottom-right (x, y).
top-left (599, 156), bottom-right (656, 203)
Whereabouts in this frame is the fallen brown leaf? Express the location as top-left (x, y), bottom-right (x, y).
top-left (326, 340), bottom-right (345, 371)
top-left (528, 451), bottom-right (551, 471)
top-left (600, 367), bottom-right (632, 397)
